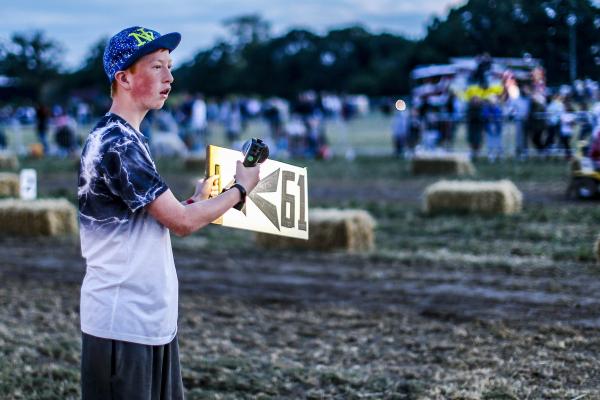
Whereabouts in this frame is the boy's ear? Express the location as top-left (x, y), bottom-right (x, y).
top-left (114, 71), bottom-right (131, 90)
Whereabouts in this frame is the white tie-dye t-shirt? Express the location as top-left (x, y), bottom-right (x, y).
top-left (78, 112), bottom-right (177, 345)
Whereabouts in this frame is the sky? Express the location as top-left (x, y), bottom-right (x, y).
top-left (0, 0), bottom-right (466, 70)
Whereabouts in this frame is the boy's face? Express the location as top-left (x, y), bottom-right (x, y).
top-left (129, 49), bottom-right (174, 110)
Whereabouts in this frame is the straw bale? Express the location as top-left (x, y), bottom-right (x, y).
top-left (184, 155), bottom-right (206, 172)
top-left (0, 198), bottom-right (78, 236)
top-left (423, 179), bottom-right (522, 215)
top-left (0, 173), bottom-right (19, 197)
top-left (411, 154), bottom-right (475, 176)
top-left (0, 153), bottom-right (19, 170)
top-left (256, 208), bottom-right (376, 252)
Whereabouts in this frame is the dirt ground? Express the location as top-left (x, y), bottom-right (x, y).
top-left (1, 162), bottom-right (600, 399)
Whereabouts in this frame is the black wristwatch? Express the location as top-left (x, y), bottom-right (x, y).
top-left (230, 183), bottom-right (247, 210)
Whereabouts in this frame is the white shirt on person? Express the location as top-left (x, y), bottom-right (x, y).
top-left (78, 112), bottom-right (177, 345)
top-left (190, 98), bottom-right (207, 130)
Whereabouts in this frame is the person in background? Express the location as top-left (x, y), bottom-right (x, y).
top-left (438, 92), bottom-right (456, 151)
top-left (483, 96), bottom-right (503, 161)
top-left (221, 98), bottom-right (243, 145)
top-left (560, 102), bottom-right (576, 160)
top-left (509, 86), bottom-right (531, 160)
top-left (35, 102), bottom-right (50, 154)
top-left (406, 106), bottom-right (423, 157)
top-left (545, 94), bottom-right (565, 154)
top-left (577, 106), bottom-right (595, 141)
top-left (467, 96), bottom-right (485, 160)
top-left (588, 122), bottom-right (600, 170)
top-left (528, 93), bottom-right (547, 155)
top-left (391, 103), bottom-right (410, 157)
top-left (54, 109), bottom-right (78, 157)
top-left (190, 93), bottom-right (207, 151)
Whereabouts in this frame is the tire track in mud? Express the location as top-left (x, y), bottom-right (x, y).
top-left (1, 237), bottom-right (598, 328)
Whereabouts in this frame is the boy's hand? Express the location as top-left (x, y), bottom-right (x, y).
top-left (191, 174), bottom-right (220, 201)
top-left (234, 161), bottom-right (260, 193)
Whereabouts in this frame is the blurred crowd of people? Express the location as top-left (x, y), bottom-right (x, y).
top-left (0, 92), bottom-right (371, 160)
top-left (2, 81), bottom-right (600, 165)
top-left (392, 79), bottom-right (600, 162)
top-left (0, 99), bottom-right (89, 157)
top-left (163, 91), bottom-right (370, 159)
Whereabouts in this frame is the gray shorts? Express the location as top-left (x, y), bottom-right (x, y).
top-left (81, 332), bottom-right (184, 400)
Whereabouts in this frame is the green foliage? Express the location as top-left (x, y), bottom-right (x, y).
top-left (1, 0), bottom-right (599, 102)
top-left (58, 37), bottom-right (109, 101)
top-left (417, 0), bottom-right (600, 84)
top-left (0, 30), bottom-right (63, 101)
top-left (174, 22), bottom-right (415, 97)
top-left (174, 1), bottom-right (600, 96)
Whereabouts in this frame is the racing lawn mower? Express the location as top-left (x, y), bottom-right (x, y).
top-left (567, 140), bottom-right (600, 199)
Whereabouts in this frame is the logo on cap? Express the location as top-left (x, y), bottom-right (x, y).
top-left (128, 28), bottom-right (156, 47)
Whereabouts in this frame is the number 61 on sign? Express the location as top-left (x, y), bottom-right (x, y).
top-left (206, 145), bottom-right (309, 240)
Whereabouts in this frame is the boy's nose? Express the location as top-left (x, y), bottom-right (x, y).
top-left (165, 69), bottom-right (174, 83)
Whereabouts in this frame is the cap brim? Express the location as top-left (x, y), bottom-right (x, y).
top-left (121, 32), bottom-right (181, 71)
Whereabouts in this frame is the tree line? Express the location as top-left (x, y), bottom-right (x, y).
top-left (0, 0), bottom-right (598, 104)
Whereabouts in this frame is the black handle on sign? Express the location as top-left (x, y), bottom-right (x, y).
top-left (242, 138), bottom-right (269, 167)
top-left (233, 138), bottom-right (269, 210)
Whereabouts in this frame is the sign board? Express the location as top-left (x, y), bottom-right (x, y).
top-left (19, 169), bottom-right (37, 200)
top-left (207, 145), bottom-right (309, 240)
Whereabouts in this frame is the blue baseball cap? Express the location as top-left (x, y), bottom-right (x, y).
top-left (103, 26), bottom-right (181, 82)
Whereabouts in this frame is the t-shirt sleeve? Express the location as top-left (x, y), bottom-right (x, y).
top-left (100, 138), bottom-right (168, 212)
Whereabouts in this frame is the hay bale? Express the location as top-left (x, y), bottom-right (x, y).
top-left (0, 173), bottom-right (19, 197)
top-left (184, 155), bottom-right (206, 172)
top-left (0, 198), bottom-right (78, 236)
top-left (0, 153), bottom-right (19, 170)
top-left (256, 208), bottom-right (376, 252)
top-left (423, 180), bottom-right (522, 215)
top-left (411, 154), bottom-right (475, 176)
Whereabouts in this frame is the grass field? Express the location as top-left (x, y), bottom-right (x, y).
top-left (11, 154), bottom-right (587, 262)
top-left (1, 132), bottom-right (600, 398)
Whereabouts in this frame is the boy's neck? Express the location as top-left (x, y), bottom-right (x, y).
top-left (109, 96), bottom-right (147, 132)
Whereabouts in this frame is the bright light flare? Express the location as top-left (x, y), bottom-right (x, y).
top-left (395, 99), bottom-right (406, 111)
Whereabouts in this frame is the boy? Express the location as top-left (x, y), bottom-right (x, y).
top-left (78, 26), bottom-right (260, 399)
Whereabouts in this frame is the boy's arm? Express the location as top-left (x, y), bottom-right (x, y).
top-left (147, 160), bottom-right (259, 236)
top-left (147, 187), bottom-right (243, 236)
